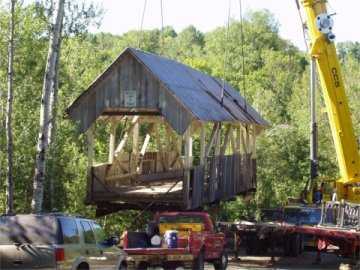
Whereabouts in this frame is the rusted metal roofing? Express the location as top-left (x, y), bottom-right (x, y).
top-left (67, 47), bottom-right (268, 134)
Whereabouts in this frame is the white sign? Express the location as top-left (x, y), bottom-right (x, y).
top-left (124, 90), bottom-right (137, 107)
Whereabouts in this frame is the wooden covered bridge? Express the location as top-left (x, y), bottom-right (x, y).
top-left (67, 47), bottom-right (268, 216)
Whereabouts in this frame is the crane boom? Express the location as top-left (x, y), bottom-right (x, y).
top-left (300, 0), bottom-right (360, 202)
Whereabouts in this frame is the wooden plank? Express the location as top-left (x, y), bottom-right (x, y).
top-left (190, 165), bottom-right (204, 209)
top-left (114, 116), bottom-right (139, 156)
top-left (136, 170), bottom-right (184, 183)
top-left (220, 125), bottom-right (232, 156)
top-left (155, 122), bottom-right (166, 171)
top-left (250, 125), bottom-right (257, 158)
top-left (183, 127), bottom-right (193, 209)
top-left (205, 123), bottom-right (219, 158)
top-left (137, 124), bottom-right (153, 173)
top-left (230, 126), bottom-right (236, 154)
top-left (132, 121), bottom-right (139, 154)
top-left (108, 121), bottom-right (117, 163)
top-left (86, 125), bottom-right (94, 168)
top-left (200, 123), bottom-right (206, 165)
top-left (184, 127), bottom-right (193, 169)
top-left (140, 134), bottom-right (151, 156)
top-left (214, 123), bottom-right (221, 157)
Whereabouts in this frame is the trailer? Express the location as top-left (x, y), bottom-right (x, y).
top-left (295, 201), bottom-right (360, 260)
top-left (217, 206), bottom-right (321, 257)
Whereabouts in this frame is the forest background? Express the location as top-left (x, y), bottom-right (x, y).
top-left (1, 0), bottom-right (360, 233)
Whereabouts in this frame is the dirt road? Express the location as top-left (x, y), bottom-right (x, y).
top-left (205, 252), bottom-right (356, 270)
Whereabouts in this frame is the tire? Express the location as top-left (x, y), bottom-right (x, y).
top-left (77, 263), bottom-right (89, 270)
top-left (283, 235), bottom-right (291, 257)
top-left (119, 263), bottom-right (127, 270)
top-left (290, 234), bottom-right (301, 257)
top-left (284, 234), bottom-right (301, 257)
top-left (213, 251), bottom-right (228, 270)
top-left (193, 250), bottom-right (205, 270)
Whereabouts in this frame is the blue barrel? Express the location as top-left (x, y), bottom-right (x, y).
top-left (164, 230), bottom-right (178, 248)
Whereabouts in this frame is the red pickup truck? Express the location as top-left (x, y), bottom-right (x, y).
top-left (123, 211), bottom-right (227, 270)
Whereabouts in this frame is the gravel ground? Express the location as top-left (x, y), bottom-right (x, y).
top-left (205, 252), bottom-right (356, 270)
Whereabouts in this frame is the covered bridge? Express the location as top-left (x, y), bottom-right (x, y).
top-left (67, 47), bottom-right (268, 216)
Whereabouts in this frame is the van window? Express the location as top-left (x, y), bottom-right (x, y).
top-left (0, 215), bottom-right (58, 245)
top-left (92, 222), bottom-right (107, 243)
top-left (59, 218), bottom-right (79, 244)
top-left (81, 221), bottom-right (95, 244)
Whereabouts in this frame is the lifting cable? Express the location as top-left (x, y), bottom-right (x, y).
top-left (137, 0), bottom-right (165, 54)
top-left (294, 0), bottom-right (309, 52)
top-left (138, 0), bottom-right (148, 49)
top-left (160, 0), bottom-right (165, 54)
top-left (221, 0), bottom-right (232, 105)
top-left (239, 0), bottom-right (247, 112)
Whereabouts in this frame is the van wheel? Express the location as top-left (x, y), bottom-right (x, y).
top-left (193, 250), bottom-right (205, 270)
top-left (119, 263), bottom-right (127, 270)
top-left (77, 262), bottom-right (89, 270)
top-left (214, 251), bottom-right (228, 270)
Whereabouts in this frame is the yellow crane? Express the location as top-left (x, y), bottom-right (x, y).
top-left (299, 0), bottom-right (360, 203)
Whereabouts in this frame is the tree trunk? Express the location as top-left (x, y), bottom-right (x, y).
top-left (48, 17), bottom-right (63, 210)
top-left (31, 0), bottom-right (65, 213)
top-left (6, 0), bottom-right (16, 215)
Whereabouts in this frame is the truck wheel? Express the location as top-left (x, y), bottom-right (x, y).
top-left (213, 251), bottom-right (228, 270)
top-left (284, 234), bottom-right (300, 257)
top-left (193, 250), bottom-right (205, 270)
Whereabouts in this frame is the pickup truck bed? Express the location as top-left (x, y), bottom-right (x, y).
top-left (123, 212), bottom-right (228, 270)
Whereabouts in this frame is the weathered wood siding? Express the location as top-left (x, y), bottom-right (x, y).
top-left (68, 52), bottom-right (192, 134)
top-left (88, 154), bottom-right (256, 215)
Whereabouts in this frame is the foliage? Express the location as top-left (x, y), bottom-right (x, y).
top-left (1, 4), bottom-right (360, 232)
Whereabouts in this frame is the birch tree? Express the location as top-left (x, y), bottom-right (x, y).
top-left (31, 0), bottom-right (65, 213)
top-left (6, 0), bottom-right (15, 215)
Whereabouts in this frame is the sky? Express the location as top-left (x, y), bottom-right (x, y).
top-left (91, 0), bottom-right (360, 50)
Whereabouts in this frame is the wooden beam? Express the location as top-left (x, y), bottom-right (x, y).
top-left (108, 121), bottom-right (117, 163)
top-left (140, 134), bottom-right (151, 156)
top-left (221, 125), bottom-right (232, 156)
top-left (132, 121), bottom-right (139, 154)
top-left (214, 123), bottom-right (221, 157)
top-left (239, 126), bottom-right (246, 154)
top-left (205, 123), bottom-right (219, 158)
top-left (137, 124), bottom-right (153, 173)
top-left (136, 170), bottom-right (184, 183)
top-left (249, 125), bottom-right (257, 158)
top-left (155, 122), bottom-right (166, 172)
top-left (230, 126), bottom-right (236, 154)
top-left (183, 126), bottom-right (193, 209)
top-left (184, 127), bottom-right (193, 169)
top-left (200, 123), bottom-right (206, 165)
top-left (86, 125), bottom-right (94, 168)
top-left (114, 116), bottom-right (139, 157)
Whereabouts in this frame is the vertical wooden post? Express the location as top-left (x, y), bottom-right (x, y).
top-left (230, 125), bottom-right (236, 155)
top-left (86, 125), bottom-right (95, 168)
top-left (251, 125), bottom-right (257, 158)
top-left (200, 123), bottom-right (206, 166)
top-left (221, 125), bottom-right (232, 156)
top-left (245, 125), bottom-right (251, 154)
top-left (133, 121), bottom-right (139, 154)
top-left (184, 128), bottom-right (193, 168)
top-left (155, 122), bottom-right (166, 171)
top-left (114, 116), bottom-right (139, 156)
top-left (85, 125), bottom-right (95, 204)
top-left (183, 126), bottom-right (193, 209)
top-left (132, 120), bottom-right (139, 173)
top-left (214, 124), bottom-right (221, 157)
top-left (108, 121), bottom-right (116, 163)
